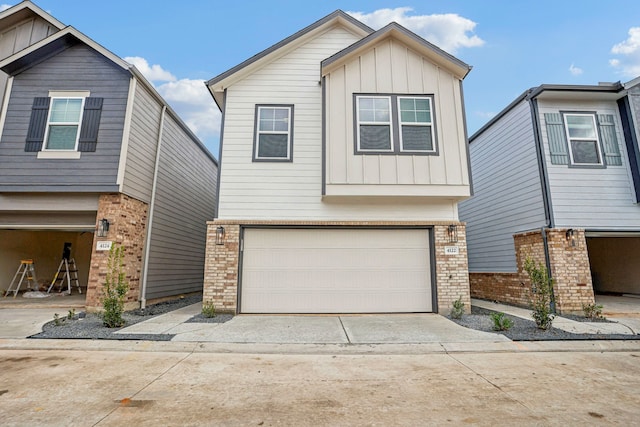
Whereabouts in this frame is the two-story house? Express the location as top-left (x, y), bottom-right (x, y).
top-left (203, 11), bottom-right (473, 314)
top-left (0, 2), bottom-right (217, 310)
top-left (459, 79), bottom-right (640, 314)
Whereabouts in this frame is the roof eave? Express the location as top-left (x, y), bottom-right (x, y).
top-left (0, 0), bottom-right (66, 31)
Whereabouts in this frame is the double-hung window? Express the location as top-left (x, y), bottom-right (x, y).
top-left (563, 113), bottom-right (603, 165)
top-left (253, 105), bottom-right (294, 161)
top-left (44, 97), bottom-right (85, 150)
top-left (355, 94), bottom-right (437, 155)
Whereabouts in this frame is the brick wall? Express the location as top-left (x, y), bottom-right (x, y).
top-left (469, 228), bottom-right (595, 314)
top-left (203, 220), bottom-right (471, 314)
top-left (85, 194), bottom-right (148, 311)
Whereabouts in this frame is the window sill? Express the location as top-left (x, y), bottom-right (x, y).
top-left (37, 151), bottom-right (81, 159)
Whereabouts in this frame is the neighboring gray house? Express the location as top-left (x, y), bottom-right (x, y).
top-left (459, 79), bottom-right (640, 313)
top-left (0, 2), bottom-right (217, 309)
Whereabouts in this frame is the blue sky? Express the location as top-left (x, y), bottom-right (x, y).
top-left (8, 1), bottom-right (640, 156)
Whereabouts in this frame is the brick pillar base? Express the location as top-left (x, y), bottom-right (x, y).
top-left (434, 224), bottom-right (471, 314)
top-left (85, 194), bottom-right (148, 311)
top-left (203, 221), bottom-right (240, 314)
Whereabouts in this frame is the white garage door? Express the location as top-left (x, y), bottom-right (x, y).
top-left (240, 228), bottom-right (432, 313)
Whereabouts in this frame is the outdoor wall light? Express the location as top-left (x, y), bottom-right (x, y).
top-left (215, 226), bottom-right (226, 245)
top-left (566, 228), bottom-right (576, 247)
top-left (447, 224), bottom-right (458, 243)
top-left (97, 218), bottom-right (110, 237)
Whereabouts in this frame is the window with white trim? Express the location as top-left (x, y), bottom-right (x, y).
top-left (355, 94), bottom-right (437, 155)
top-left (44, 97), bottom-right (85, 150)
top-left (253, 105), bottom-right (293, 161)
top-left (563, 113), bottom-right (603, 165)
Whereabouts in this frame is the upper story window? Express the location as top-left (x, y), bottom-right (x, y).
top-left (354, 94), bottom-right (437, 155)
top-left (253, 105), bottom-right (294, 162)
top-left (544, 111), bottom-right (622, 168)
top-left (45, 97), bottom-right (85, 150)
top-left (564, 113), bottom-right (602, 165)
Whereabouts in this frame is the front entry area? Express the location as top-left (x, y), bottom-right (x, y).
top-left (239, 228), bottom-right (434, 314)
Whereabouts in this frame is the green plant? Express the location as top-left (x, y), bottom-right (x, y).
top-left (490, 312), bottom-right (514, 331)
top-left (450, 296), bottom-right (465, 319)
top-left (524, 257), bottom-right (555, 330)
top-left (53, 313), bottom-right (63, 326)
top-left (583, 303), bottom-right (604, 320)
top-left (67, 309), bottom-right (76, 320)
top-left (101, 244), bottom-right (129, 328)
top-left (202, 301), bottom-right (216, 318)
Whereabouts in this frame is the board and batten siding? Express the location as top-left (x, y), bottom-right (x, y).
top-left (121, 81), bottom-right (163, 203)
top-left (324, 38), bottom-right (469, 194)
top-left (0, 15), bottom-right (59, 112)
top-left (0, 44), bottom-right (129, 192)
top-left (144, 114), bottom-right (217, 300)
top-left (218, 25), bottom-right (460, 221)
top-left (459, 100), bottom-right (547, 272)
top-left (538, 99), bottom-right (640, 229)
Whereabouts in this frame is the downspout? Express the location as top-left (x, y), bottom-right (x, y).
top-left (528, 94), bottom-right (557, 312)
top-left (139, 105), bottom-right (167, 309)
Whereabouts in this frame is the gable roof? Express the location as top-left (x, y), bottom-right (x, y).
top-left (321, 22), bottom-right (471, 80)
top-left (0, 0), bottom-right (65, 32)
top-left (206, 10), bottom-right (373, 107)
top-left (0, 25), bottom-right (216, 163)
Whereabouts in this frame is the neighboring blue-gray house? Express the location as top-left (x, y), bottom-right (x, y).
top-left (459, 79), bottom-right (640, 313)
top-left (0, 1), bottom-right (217, 309)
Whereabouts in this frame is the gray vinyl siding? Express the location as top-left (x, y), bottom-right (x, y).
top-left (0, 16), bottom-right (59, 113)
top-left (121, 82), bottom-right (162, 203)
top-left (144, 114), bottom-right (217, 300)
top-left (459, 100), bottom-right (547, 272)
top-left (538, 99), bottom-right (640, 229)
top-left (0, 44), bottom-right (129, 192)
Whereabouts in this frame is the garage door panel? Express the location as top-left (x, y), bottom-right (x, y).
top-left (241, 228), bottom-right (432, 313)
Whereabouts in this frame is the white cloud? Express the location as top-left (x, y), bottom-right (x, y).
top-left (609, 27), bottom-right (640, 77)
top-left (475, 111), bottom-right (496, 120)
top-left (347, 7), bottom-right (484, 54)
top-left (124, 56), bottom-right (176, 83)
top-left (0, 4), bottom-right (11, 12)
top-left (569, 63), bottom-right (583, 76)
top-left (125, 56), bottom-right (220, 152)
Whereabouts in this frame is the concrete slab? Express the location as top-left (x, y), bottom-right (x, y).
top-left (0, 308), bottom-right (73, 338)
top-left (172, 316), bottom-right (349, 344)
top-left (115, 302), bottom-right (202, 335)
top-left (340, 314), bottom-right (510, 343)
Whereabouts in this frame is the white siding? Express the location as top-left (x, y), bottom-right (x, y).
top-left (459, 100), bottom-right (547, 272)
top-left (121, 82), bottom-right (162, 203)
top-left (218, 25), bottom-right (460, 221)
top-left (538, 99), bottom-right (640, 229)
top-left (324, 38), bottom-right (470, 196)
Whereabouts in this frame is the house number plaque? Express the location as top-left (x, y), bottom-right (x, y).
top-left (444, 246), bottom-right (459, 256)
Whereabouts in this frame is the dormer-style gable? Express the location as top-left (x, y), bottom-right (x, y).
top-left (0, 1), bottom-right (64, 34)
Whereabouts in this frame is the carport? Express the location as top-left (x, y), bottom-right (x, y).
top-left (586, 232), bottom-right (640, 296)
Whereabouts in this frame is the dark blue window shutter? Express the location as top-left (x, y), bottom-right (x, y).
top-left (25, 97), bottom-right (50, 152)
top-left (598, 114), bottom-right (622, 166)
top-left (78, 97), bottom-right (103, 152)
top-left (544, 113), bottom-right (569, 165)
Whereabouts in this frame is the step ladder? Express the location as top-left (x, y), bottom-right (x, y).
top-left (47, 258), bottom-right (81, 295)
top-left (4, 259), bottom-right (38, 298)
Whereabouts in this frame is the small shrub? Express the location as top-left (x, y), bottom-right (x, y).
top-left (101, 245), bottom-right (129, 328)
top-left (583, 303), bottom-right (604, 320)
top-left (53, 313), bottom-right (63, 326)
top-left (524, 257), bottom-right (555, 330)
top-left (202, 301), bottom-right (216, 318)
top-left (67, 309), bottom-right (76, 320)
top-left (450, 296), bottom-right (465, 319)
top-left (490, 312), bottom-right (514, 331)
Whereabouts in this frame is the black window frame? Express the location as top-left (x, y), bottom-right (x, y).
top-left (353, 93), bottom-right (439, 156)
top-left (252, 104), bottom-right (294, 162)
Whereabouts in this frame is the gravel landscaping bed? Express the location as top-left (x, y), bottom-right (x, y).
top-left (450, 306), bottom-right (640, 341)
top-left (186, 313), bottom-right (234, 324)
top-left (30, 294), bottom-right (204, 341)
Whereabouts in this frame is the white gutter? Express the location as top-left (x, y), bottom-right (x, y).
top-left (139, 105), bottom-right (166, 309)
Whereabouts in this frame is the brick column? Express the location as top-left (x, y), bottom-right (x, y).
top-left (434, 224), bottom-right (471, 314)
top-left (85, 194), bottom-right (148, 311)
top-left (203, 221), bottom-right (240, 314)
top-left (546, 228), bottom-right (595, 314)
